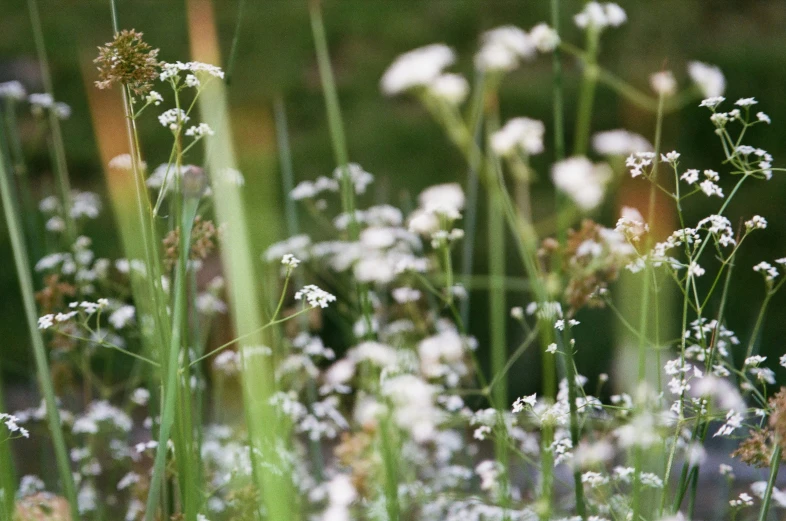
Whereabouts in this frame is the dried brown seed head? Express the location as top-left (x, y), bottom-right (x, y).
top-left (94, 29), bottom-right (160, 95)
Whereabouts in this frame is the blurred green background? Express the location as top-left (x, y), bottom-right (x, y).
top-left (1, 0), bottom-right (786, 398)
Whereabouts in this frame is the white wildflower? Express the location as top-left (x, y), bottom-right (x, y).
top-left (185, 123), bottom-right (214, 137)
top-left (681, 169), bottom-right (700, 184)
top-left (713, 410), bottom-right (743, 437)
top-left (650, 71), bottom-right (677, 96)
top-left (735, 97), bottom-right (757, 107)
top-left (512, 394), bottom-right (537, 413)
top-left (158, 108), bottom-right (189, 130)
top-left (529, 23), bottom-right (560, 52)
top-left (687, 262), bottom-right (705, 278)
top-left (281, 254), bottom-right (301, 269)
top-left (753, 261), bottom-right (778, 280)
top-left (392, 287), bottom-right (421, 304)
top-left (333, 163), bottom-right (373, 194)
top-left (294, 285), bottom-right (336, 309)
top-left (0, 81), bottom-right (26, 100)
top-left (145, 90), bottom-right (163, 105)
top-left (551, 156), bottom-right (611, 211)
top-left (491, 117), bottom-right (545, 156)
top-left (615, 206), bottom-right (648, 241)
top-left (592, 129), bottom-right (652, 156)
top-left (625, 151), bottom-right (656, 178)
top-left (475, 25), bottom-right (535, 72)
top-left (689, 62), bottom-right (726, 99)
top-left (574, 2), bottom-right (626, 30)
top-left (381, 44), bottom-right (455, 95)
top-left (745, 215), bottom-right (767, 231)
top-left (428, 73), bottom-right (469, 104)
top-left (109, 305), bottom-right (135, 329)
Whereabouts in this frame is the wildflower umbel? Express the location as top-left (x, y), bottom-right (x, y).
top-left (94, 29), bottom-right (160, 95)
top-left (295, 285), bottom-right (337, 309)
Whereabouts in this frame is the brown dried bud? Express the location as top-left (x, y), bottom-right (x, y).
top-left (182, 165), bottom-right (208, 199)
top-left (163, 216), bottom-right (219, 272)
top-left (94, 29), bottom-right (159, 95)
top-left (732, 428), bottom-right (776, 468)
top-left (769, 387), bottom-right (786, 451)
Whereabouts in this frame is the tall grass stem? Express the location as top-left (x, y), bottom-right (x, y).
top-left (0, 128), bottom-right (79, 520)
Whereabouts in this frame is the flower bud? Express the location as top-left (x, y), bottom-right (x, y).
top-left (182, 165), bottom-right (207, 199)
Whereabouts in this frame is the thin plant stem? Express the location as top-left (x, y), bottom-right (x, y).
top-left (756, 446), bottom-right (782, 521)
top-left (0, 366), bottom-right (16, 519)
top-left (459, 73), bottom-right (486, 325)
top-left (563, 326), bottom-right (587, 519)
top-left (572, 27), bottom-right (600, 156)
top-left (26, 0), bottom-right (76, 242)
top-left (744, 293), bottom-right (773, 363)
top-left (2, 99), bottom-right (41, 260)
top-left (632, 91), bottom-right (665, 521)
top-left (0, 133), bottom-right (79, 520)
top-left (538, 425), bottom-right (555, 521)
top-left (189, 309), bottom-right (310, 368)
top-left (224, 0), bottom-right (247, 86)
top-left (273, 96), bottom-right (325, 482)
top-left (551, 0), bottom-right (565, 161)
top-left (486, 99), bottom-right (508, 410)
top-left (308, 0), bottom-right (375, 339)
top-left (486, 326), bottom-right (539, 393)
top-left (683, 261), bottom-right (737, 513)
top-left (482, 99), bottom-right (515, 516)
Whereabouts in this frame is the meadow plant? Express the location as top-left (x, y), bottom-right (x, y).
top-left (1, 2), bottom-right (786, 521)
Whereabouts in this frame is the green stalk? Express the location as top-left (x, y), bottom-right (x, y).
top-left (2, 99), bottom-right (41, 260)
top-left (26, 0), bottom-right (76, 242)
top-left (273, 96), bottom-right (325, 481)
top-left (308, 1), bottom-right (375, 339)
top-left (459, 74), bottom-right (486, 325)
top-left (757, 446), bottom-right (782, 521)
top-left (111, 15), bottom-right (171, 363)
top-left (0, 128), bottom-right (79, 520)
top-left (744, 293), bottom-right (773, 362)
top-left (572, 27), bottom-right (600, 156)
top-left (0, 367), bottom-right (16, 520)
top-left (631, 92), bottom-right (665, 520)
top-left (551, 0), bottom-right (565, 161)
top-left (563, 326), bottom-right (586, 518)
top-left (308, 1), bottom-right (356, 239)
top-left (144, 194), bottom-right (199, 521)
top-left (681, 262), bottom-right (737, 514)
top-left (167, 91), bottom-right (199, 521)
top-left (538, 425), bottom-right (555, 521)
top-left (486, 103), bottom-right (507, 411)
top-left (224, 0), bottom-right (247, 85)
top-left (186, 4), bottom-right (295, 515)
top-left (380, 413), bottom-right (401, 521)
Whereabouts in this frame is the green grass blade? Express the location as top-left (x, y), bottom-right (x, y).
top-left (0, 116), bottom-right (79, 521)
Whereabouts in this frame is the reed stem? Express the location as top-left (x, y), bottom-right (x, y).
top-left (144, 195), bottom-right (199, 521)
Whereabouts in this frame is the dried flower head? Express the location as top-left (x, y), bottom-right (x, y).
top-left (163, 216), bottom-right (219, 271)
top-left (732, 428), bottom-right (776, 468)
top-left (769, 387), bottom-right (786, 451)
top-left (94, 29), bottom-right (160, 95)
top-left (538, 219), bottom-right (635, 313)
